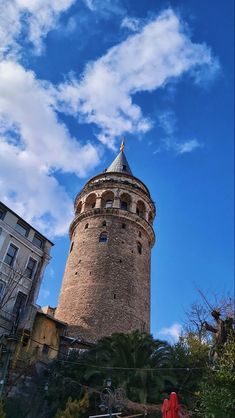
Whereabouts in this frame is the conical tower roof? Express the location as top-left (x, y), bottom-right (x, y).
top-left (106, 139), bottom-right (133, 175)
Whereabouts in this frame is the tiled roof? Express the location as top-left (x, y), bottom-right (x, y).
top-left (106, 150), bottom-right (133, 175)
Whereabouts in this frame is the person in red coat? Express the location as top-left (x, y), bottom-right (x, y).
top-left (161, 399), bottom-right (169, 418)
top-left (168, 392), bottom-right (180, 418)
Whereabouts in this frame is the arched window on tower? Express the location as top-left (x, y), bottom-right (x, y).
top-left (99, 232), bottom-right (108, 243)
top-left (120, 193), bottom-right (131, 211)
top-left (137, 242), bottom-right (142, 254)
top-left (121, 201), bottom-right (128, 210)
top-left (84, 193), bottom-right (96, 211)
top-left (76, 201), bottom-right (82, 215)
top-left (136, 200), bottom-right (146, 218)
top-left (105, 200), bottom-right (113, 208)
top-left (101, 191), bottom-right (114, 209)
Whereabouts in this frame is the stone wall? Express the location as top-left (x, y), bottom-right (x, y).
top-left (56, 174), bottom-right (155, 342)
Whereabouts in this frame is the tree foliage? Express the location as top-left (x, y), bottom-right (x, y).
top-left (0, 400), bottom-right (6, 418)
top-left (197, 336), bottom-right (235, 418)
top-left (54, 393), bottom-right (89, 418)
top-left (82, 330), bottom-right (174, 404)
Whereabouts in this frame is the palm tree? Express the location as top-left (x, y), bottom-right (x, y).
top-left (82, 330), bottom-right (174, 404)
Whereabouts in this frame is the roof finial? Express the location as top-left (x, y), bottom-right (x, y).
top-left (120, 136), bottom-right (125, 152)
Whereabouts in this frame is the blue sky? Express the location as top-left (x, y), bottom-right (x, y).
top-left (0, 0), bottom-right (233, 342)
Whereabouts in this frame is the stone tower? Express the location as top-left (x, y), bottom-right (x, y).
top-left (56, 141), bottom-right (156, 341)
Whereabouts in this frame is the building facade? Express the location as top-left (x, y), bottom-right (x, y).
top-left (0, 202), bottom-right (53, 335)
top-left (56, 143), bottom-right (156, 341)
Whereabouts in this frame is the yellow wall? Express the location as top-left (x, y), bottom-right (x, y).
top-left (14, 313), bottom-right (65, 366)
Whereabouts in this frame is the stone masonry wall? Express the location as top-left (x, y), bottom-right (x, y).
top-left (56, 175), bottom-right (155, 342)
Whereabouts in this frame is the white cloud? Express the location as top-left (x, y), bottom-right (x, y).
top-left (0, 61), bottom-right (100, 236)
top-left (158, 110), bottom-right (177, 136)
top-left (157, 323), bottom-right (182, 344)
top-left (57, 9), bottom-right (219, 149)
top-left (83, 0), bottom-right (125, 17)
top-left (0, 0), bottom-right (76, 57)
top-left (0, 7), bottom-right (218, 237)
top-left (158, 110), bottom-right (203, 155)
top-left (121, 17), bottom-right (141, 32)
top-left (176, 139), bottom-right (202, 154)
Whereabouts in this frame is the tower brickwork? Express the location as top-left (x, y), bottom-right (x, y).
top-left (56, 145), bottom-right (156, 341)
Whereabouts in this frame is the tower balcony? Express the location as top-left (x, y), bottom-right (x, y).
top-left (69, 206), bottom-right (155, 246)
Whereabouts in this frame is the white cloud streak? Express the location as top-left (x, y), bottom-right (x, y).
top-left (57, 9), bottom-right (219, 148)
top-left (0, 0), bottom-right (76, 57)
top-left (83, 0), bottom-right (125, 17)
top-left (158, 110), bottom-right (203, 155)
top-left (157, 323), bottom-right (182, 344)
top-left (121, 17), bottom-right (141, 32)
top-left (0, 61), bottom-right (100, 236)
top-left (176, 139), bottom-right (202, 154)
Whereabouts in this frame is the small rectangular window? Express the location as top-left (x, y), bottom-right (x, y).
top-left (15, 220), bottom-right (29, 237)
top-left (25, 257), bottom-right (37, 279)
top-left (33, 234), bottom-right (44, 249)
top-left (22, 330), bottom-right (30, 347)
top-left (12, 291), bottom-right (27, 316)
top-left (4, 243), bottom-right (18, 266)
top-left (0, 280), bottom-right (5, 299)
top-left (0, 206), bottom-right (6, 220)
top-left (42, 344), bottom-right (50, 354)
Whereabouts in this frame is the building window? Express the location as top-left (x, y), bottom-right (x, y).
top-left (76, 202), bottom-right (82, 214)
top-left (42, 344), bottom-right (50, 354)
top-left (4, 243), bottom-right (18, 266)
top-left (0, 206), bottom-right (6, 220)
top-left (15, 220), bottom-right (29, 237)
top-left (122, 223), bottom-right (126, 229)
top-left (33, 234), bottom-right (44, 249)
top-left (137, 242), bottom-right (142, 255)
top-left (25, 257), bottom-right (37, 279)
top-left (22, 330), bottom-right (30, 347)
top-left (85, 223), bottom-right (89, 229)
top-left (99, 232), bottom-right (108, 243)
top-left (0, 280), bottom-right (5, 299)
top-left (122, 165), bottom-right (127, 171)
top-left (139, 231), bottom-right (141, 238)
top-left (136, 201), bottom-right (146, 218)
top-left (12, 291), bottom-right (27, 316)
top-left (120, 201), bottom-right (128, 210)
top-left (102, 221), bottom-right (106, 227)
top-left (84, 193), bottom-right (96, 211)
top-left (105, 200), bottom-right (113, 208)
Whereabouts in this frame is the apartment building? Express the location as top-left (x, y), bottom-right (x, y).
top-left (0, 202), bottom-right (53, 335)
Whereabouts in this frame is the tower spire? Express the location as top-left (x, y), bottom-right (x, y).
top-left (120, 137), bottom-right (125, 152)
top-left (106, 137), bottom-right (133, 175)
